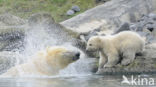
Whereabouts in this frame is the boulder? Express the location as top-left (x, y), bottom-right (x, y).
top-left (71, 5), bottom-right (80, 12)
top-left (0, 13), bottom-right (26, 26)
top-left (96, 0), bottom-right (111, 3)
top-left (148, 13), bottom-right (156, 21)
top-left (113, 22), bottom-right (130, 34)
top-left (0, 14), bottom-right (26, 51)
top-left (61, 0), bottom-right (156, 33)
top-left (66, 10), bottom-right (75, 16)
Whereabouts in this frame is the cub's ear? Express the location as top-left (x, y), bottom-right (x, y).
top-left (95, 36), bottom-right (101, 42)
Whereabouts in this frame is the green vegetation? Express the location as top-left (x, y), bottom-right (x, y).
top-left (0, 0), bottom-right (96, 22)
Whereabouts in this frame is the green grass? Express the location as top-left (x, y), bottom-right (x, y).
top-left (0, 0), bottom-right (96, 22)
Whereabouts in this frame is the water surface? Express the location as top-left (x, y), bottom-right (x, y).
top-left (1, 74), bottom-right (155, 87)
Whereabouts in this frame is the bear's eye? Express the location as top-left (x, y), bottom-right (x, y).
top-left (89, 44), bottom-right (92, 46)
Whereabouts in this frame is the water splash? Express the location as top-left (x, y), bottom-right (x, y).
top-left (0, 13), bottom-right (97, 77)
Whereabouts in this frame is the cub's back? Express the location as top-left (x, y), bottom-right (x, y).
top-left (115, 31), bottom-right (143, 42)
top-left (114, 31), bottom-right (145, 51)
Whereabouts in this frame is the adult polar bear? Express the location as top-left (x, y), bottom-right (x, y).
top-left (86, 31), bottom-right (145, 69)
top-left (2, 46), bottom-right (80, 77)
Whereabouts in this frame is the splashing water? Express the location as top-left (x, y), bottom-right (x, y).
top-left (0, 13), bottom-right (97, 77)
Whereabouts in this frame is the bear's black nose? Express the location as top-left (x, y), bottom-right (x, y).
top-left (73, 52), bottom-right (80, 61)
top-left (75, 52), bottom-right (80, 57)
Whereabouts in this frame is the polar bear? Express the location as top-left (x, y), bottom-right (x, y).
top-left (1, 46), bottom-right (80, 77)
top-left (86, 31), bottom-right (145, 69)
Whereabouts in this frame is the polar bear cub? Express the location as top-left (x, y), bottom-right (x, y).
top-left (86, 31), bottom-right (145, 69)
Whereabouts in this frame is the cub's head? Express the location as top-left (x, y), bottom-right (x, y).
top-left (86, 36), bottom-right (101, 52)
top-left (46, 46), bottom-right (80, 69)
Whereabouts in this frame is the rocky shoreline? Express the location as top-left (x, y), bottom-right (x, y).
top-left (77, 13), bottom-right (156, 74)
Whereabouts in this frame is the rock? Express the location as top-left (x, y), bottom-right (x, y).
top-left (145, 43), bottom-right (156, 50)
top-left (137, 31), bottom-right (155, 44)
top-left (80, 28), bottom-right (100, 41)
top-left (0, 13), bottom-right (26, 26)
top-left (139, 15), bottom-right (149, 22)
top-left (96, 0), bottom-right (111, 3)
top-left (61, 0), bottom-right (156, 33)
top-left (130, 24), bottom-right (137, 31)
top-left (0, 31), bottom-right (24, 51)
top-left (148, 13), bottom-right (156, 21)
top-left (66, 10), bottom-right (75, 16)
top-left (0, 14), bottom-right (26, 51)
top-left (146, 24), bottom-right (154, 32)
top-left (71, 5), bottom-right (80, 12)
top-left (142, 46), bottom-right (156, 59)
top-left (128, 13), bottom-right (156, 44)
top-left (136, 22), bottom-right (144, 31)
top-left (114, 22), bottom-right (130, 34)
top-left (151, 24), bottom-right (156, 38)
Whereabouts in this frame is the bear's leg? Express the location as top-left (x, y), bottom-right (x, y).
top-left (121, 51), bottom-right (135, 66)
top-left (99, 52), bottom-right (107, 69)
top-left (104, 54), bottom-right (119, 68)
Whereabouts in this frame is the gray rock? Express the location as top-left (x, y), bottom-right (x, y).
top-left (152, 27), bottom-right (156, 40)
top-left (0, 14), bottom-right (26, 51)
top-left (71, 5), bottom-right (80, 12)
top-left (145, 23), bottom-right (154, 32)
top-left (139, 15), bottom-right (149, 22)
top-left (66, 10), bottom-right (75, 16)
top-left (81, 28), bottom-right (100, 41)
top-left (61, 0), bottom-right (156, 33)
top-left (114, 22), bottom-right (130, 34)
top-left (0, 13), bottom-right (26, 26)
top-left (145, 43), bottom-right (156, 50)
top-left (96, 0), bottom-right (111, 3)
top-left (148, 13), bottom-right (156, 21)
top-left (130, 24), bottom-right (137, 31)
top-left (0, 32), bottom-right (24, 51)
top-left (136, 22), bottom-right (144, 31)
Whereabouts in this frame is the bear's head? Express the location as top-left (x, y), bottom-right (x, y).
top-left (86, 36), bottom-right (102, 52)
top-left (46, 46), bottom-right (80, 69)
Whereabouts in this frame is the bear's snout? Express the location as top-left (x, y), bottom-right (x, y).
top-left (73, 52), bottom-right (80, 61)
top-left (75, 52), bottom-right (80, 57)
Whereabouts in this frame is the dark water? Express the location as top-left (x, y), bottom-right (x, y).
top-left (0, 74), bottom-right (155, 87)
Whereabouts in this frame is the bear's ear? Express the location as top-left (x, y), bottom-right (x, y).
top-left (46, 46), bottom-right (51, 54)
top-left (96, 36), bottom-right (101, 42)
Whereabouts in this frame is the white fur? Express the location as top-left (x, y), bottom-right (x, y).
top-left (87, 31), bottom-right (145, 68)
